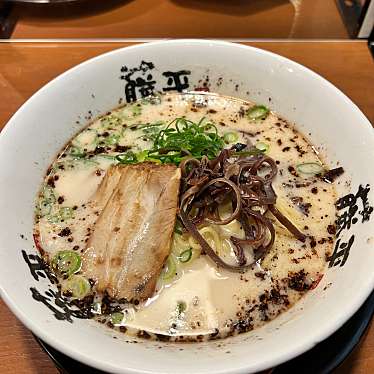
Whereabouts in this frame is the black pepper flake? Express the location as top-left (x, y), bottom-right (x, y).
top-left (290, 196), bottom-right (312, 215)
top-left (254, 272), bottom-right (265, 280)
top-left (321, 167), bottom-right (344, 183)
top-left (327, 224), bottom-right (336, 235)
top-left (57, 196), bottom-right (65, 204)
top-left (238, 107), bottom-right (246, 117)
top-left (73, 245), bottom-right (79, 251)
top-left (288, 166), bottom-right (298, 177)
top-left (282, 146), bottom-right (291, 152)
top-left (58, 227), bottom-right (71, 237)
top-left (93, 146), bottom-right (106, 155)
top-left (309, 236), bottom-right (317, 248)
top-left (311, 187), bottom-right (318, 194)
top-left (115, 145), bottom-right (131, 153)
top-left (295, 144), bottom-right (306, 155)
top-left (47, 177), bottom-right (55, 188)
top-left (287, 270), bottom-right (309, 292)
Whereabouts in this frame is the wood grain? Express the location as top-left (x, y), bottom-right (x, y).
top-left (0, 41), bottom-right (373, 374)
top-left (8, 0), bottom-right (348, 39)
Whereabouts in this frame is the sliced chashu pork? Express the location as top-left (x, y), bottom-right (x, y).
top-left (82, 163), bottom-right (181, 302)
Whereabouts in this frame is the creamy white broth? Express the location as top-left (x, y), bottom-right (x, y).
top-left (34, 92), bottom-right (337, 341)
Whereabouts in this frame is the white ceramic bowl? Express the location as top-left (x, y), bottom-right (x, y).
top-left (0, 40), bottom-right (373, 374)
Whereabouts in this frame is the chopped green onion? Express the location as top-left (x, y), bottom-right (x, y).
top-left (94, 154), bottom-right (116, 162)
top-left (135, 150), bottom-right (148, 162)
top-left (176, 301), bottom-right (187, 316)
top-left (141, 94), bottom-right (162, 105)
top-left (43, 186), bottom-right (56, 202)
top-left (223, 132), bottom-right (239, 144)
top-left (150, 117), bottom-right (225, 165)
top-left (146, 158), bottom-right (162, 164)
top-left (60, 207), bottom-right (74, 220)
top-left (296, 162), bottom-right (324, 175)
top-left (247, 105), bottom-right (270, 121)
top-left (65, 275), bottom-right (91, 299)
top-left (104, 133), bottom-right (121, 145)
top-left (38, 200), bottom-right (52, 216)
top-left (255, 142), bottom-right (270, 153)
top-left (162, 256), bottom-right (176, 280)
top-left (111, 312), bottom-right (124, 325)
top-left (38, 186), bottom-right (56, 217)
top-left (137, 121), bottom-right (165, 129)
top-left (178, 248), bottom-right (192, 263)
top-left (48, 207), bottom-right (75, 223)
top-left (116, 151), bottom-right (137, 164)
top-left (52, 250), bottom-right (81, 276)
top-left (233, 148), bottom-right (264, 157)
top-left (69, 146), bottom-right (86, 159)
top-left (132, 105), bottom-right (142, 117)
top-left (72, 129), bottom-right (97, 149)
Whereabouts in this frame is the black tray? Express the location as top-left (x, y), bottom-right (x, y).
top-left (35, 291), bottom-right (374, 374)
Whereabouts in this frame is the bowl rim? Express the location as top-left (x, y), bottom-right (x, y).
top-left (0, 39), bottom-right (373, 374)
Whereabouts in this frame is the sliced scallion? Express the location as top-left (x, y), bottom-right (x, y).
top-left (111, 312), bottom-right (124, 325)
top-left (104, 133), bottom-right (120, 145)
top-left (72, 129), bottom-right (97, 149)
top-left (232, 148), bottom-right (264, 157)
top-left (247, 105), bottom-right (270, 121)
top-left (43, 186), bottom-right (56, 202)
top-left (296, 162), bottom-right (324, 175)
top-left (116, 151), bottom-right (137, 164)
top-left (135, 150), bottom-right (148, 162)
top-left (132, 105), bottom-right (142, 117)
top-left (38, 186), bottom-right (56, 217)
top-left (38, 200), bottom-right (52, 216)
top-left (69, 146), bottom-right (86, 159)
top-left (60, 207), bottom-right (74, 220)
top-left (178, 248), bottom-right (192, 263)
top-left (162, 256), bottom-right (176, 280)
top-left (48, 207), bottom-right (75, 223)
top-left (223, 132), bottom-right (239, 144)
top-left (255, 142), bottom-right (270, 153)
top-left (176, 301), bottom-right (187, 316)
top-left (146, 158), bottom-right (162, 164)
top-left (52, 250), bottom-right (81, 276)
top-left (65, 275), bottom-right (91, 299)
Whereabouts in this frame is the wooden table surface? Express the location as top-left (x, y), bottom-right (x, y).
top-left (6, 0), bottom-right (348, 39)
top-left (0, 41), bottom-right (373, 373)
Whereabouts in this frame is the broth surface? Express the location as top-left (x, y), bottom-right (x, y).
top-left (34, 92), bottom-right (337, 340)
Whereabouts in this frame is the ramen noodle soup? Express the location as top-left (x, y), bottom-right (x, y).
top-left (34, 92), bottom-right (341, 341)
